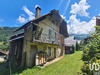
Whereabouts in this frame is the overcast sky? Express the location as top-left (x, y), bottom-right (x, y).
top-left (0, 0), bottom-right (99, 34)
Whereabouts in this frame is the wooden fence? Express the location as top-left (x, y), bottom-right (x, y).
top-left (36, 51), bottom-right (47, 66)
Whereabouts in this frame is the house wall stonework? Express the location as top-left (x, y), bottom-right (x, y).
top-left (21, 24), bottom-right (33, 67)
top-left (21, 15), bottom-right (65, 67)
top-left (9, 9), bottom-right (68, 68)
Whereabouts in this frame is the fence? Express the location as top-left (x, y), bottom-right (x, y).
top-left (36, 51), bottom-right (47, 66)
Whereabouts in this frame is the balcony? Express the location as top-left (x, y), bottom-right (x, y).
top-left (32, 33), bottom-right (60, 44)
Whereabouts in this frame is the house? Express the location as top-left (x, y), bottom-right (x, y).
top-left (0, 49), bottom-right (6, 62)
top-left (64, 36), bottom-right (77, 54)
top-left (96, 16), bottom-right (100, 30)
top-left (84, 16), bottom-right (100, 44)
top-left (9, 6), bottom-right (68, 68)
top-left (84, 37), bottom-right (92, 44)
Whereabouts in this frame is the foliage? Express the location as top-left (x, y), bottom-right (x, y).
top-left (81, 26), bottom-right (100, 74)
top-left (0, 27), bottom-right (19, 51)
top-left (76, 42), bottom-right (81, 51)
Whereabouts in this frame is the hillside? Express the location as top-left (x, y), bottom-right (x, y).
top-left (69, 34), bottom-right (89, 40)
top-left (0, 27), bottom-right (19, 51)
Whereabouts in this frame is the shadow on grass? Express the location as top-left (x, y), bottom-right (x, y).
top-left (0, 62), bottom-right (24, 75)
top-left (0, 62), bottom-right (41, 75)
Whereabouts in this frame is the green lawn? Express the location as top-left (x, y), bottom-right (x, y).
top-left (17, 51), bottom-right (84, 75)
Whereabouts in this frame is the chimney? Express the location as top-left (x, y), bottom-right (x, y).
top-left (35, 5), bottom-right (41, 18)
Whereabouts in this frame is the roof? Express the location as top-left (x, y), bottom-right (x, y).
top-left (96, 16), bottom-right (100, 19)
top-left (5, 51), bottom-right (9, 55)
top-left (14, 9), bottom-right (68, 38)
top-left (65, 36), bottom-right (75, 40)
top-left (64, 36), bottom-right (77, 46)
top-left (9, 32), bottom-right (24, 42)
top-left (14, 11), bottom-right (52, 32)
top-left (0, 49), bottom-right (6, 55)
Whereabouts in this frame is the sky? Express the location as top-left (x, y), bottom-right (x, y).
top-left (0, 0), bottom-right (100, 34)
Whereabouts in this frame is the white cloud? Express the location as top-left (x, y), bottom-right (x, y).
top-left (61, 15), bottom-right (65, 19)
top-left (17, 16), bottom-right (26, 23)
top-left (67, 0), bottom-right (95, 34)
top-left (20, 14), bottom-right (25, 17)
top-left (70, 0), bottom-right (90, 17)
top-left (98, 14), bottom-right (100, 16)
top-left (23, 6), bottom-right (35, 20)
top-left (17, 6), bottom-right (35, 23)
top-left (68, 15), bottom-right (96, 34)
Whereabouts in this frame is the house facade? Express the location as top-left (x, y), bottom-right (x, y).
top-left (96, 16), bottom-right (100, 30)
top-left (64, 36), bottom-right (77, 54)
top-left (9, 6), bottom-right (68, 67)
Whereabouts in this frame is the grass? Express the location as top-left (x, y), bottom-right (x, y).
top-left (0, 41), bottom-right (3, 45)
top-left (0, 51), bottom-right (84, 75)
top-left (19, 51), bottom-right (84, 75)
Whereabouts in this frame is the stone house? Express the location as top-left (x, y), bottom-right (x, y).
top-left (9, 6), bottom-right (68, 67)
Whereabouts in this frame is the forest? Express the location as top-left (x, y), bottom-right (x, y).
top-left (0, 27), bottom-right (18, 51)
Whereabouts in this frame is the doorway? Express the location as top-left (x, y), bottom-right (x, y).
top-left (30, 45), bottom-right (37, 67)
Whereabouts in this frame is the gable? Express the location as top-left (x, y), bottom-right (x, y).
top-left (14, 9), bottom-right (68, 38)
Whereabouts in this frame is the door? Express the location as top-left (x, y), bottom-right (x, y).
top-left (54, 48), bottom-right (56, 58)
top-left (30, 45), bottom-right (37, 67)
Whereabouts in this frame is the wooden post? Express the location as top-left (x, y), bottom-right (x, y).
top-left (43, 53), bottom-right (44, 64)
top-left (41, 53), bottom-right (42, 64)
top-left (38, 53), bottom-right (39, 65)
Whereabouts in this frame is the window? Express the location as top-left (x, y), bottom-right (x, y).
top-left (52, 23), bottom-right (54, 28)
top-left (55, 32), bottom-right (57, 38)
top-left (48, 29), bottom-right (52, 41)
top-left (48, 47), bottom-right (51, 57)
top-left (48, 29), bottom-right (52, 36)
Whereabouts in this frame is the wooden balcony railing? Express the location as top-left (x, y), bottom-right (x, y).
top-left (32, 33), bottom-right (60, 44)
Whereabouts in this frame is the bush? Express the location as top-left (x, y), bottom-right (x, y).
top-left (81, 26), bottom-right (100, 74)
top-left (81, 64), bottom-right (93, 75)
top-left (0, 44), bottom-right (9, 51)
top-left (76, 43), bottom-right (81, 51)
top-left (82, 53), bottom-right (89, 61)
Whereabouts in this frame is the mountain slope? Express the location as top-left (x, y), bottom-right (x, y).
top-left (69, 34), bottom-right (89, 40)
top-left (0, 27), bottom-right (18, 51)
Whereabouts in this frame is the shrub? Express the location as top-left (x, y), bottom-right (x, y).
top-left (81, 26), bottom-right (100, 74)
top-left (81, 64), bottom-right (93, 75)
top-left (76, 43), bottom-right (81, 51)
top-left (82, 53), bottom-right (89, 61)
